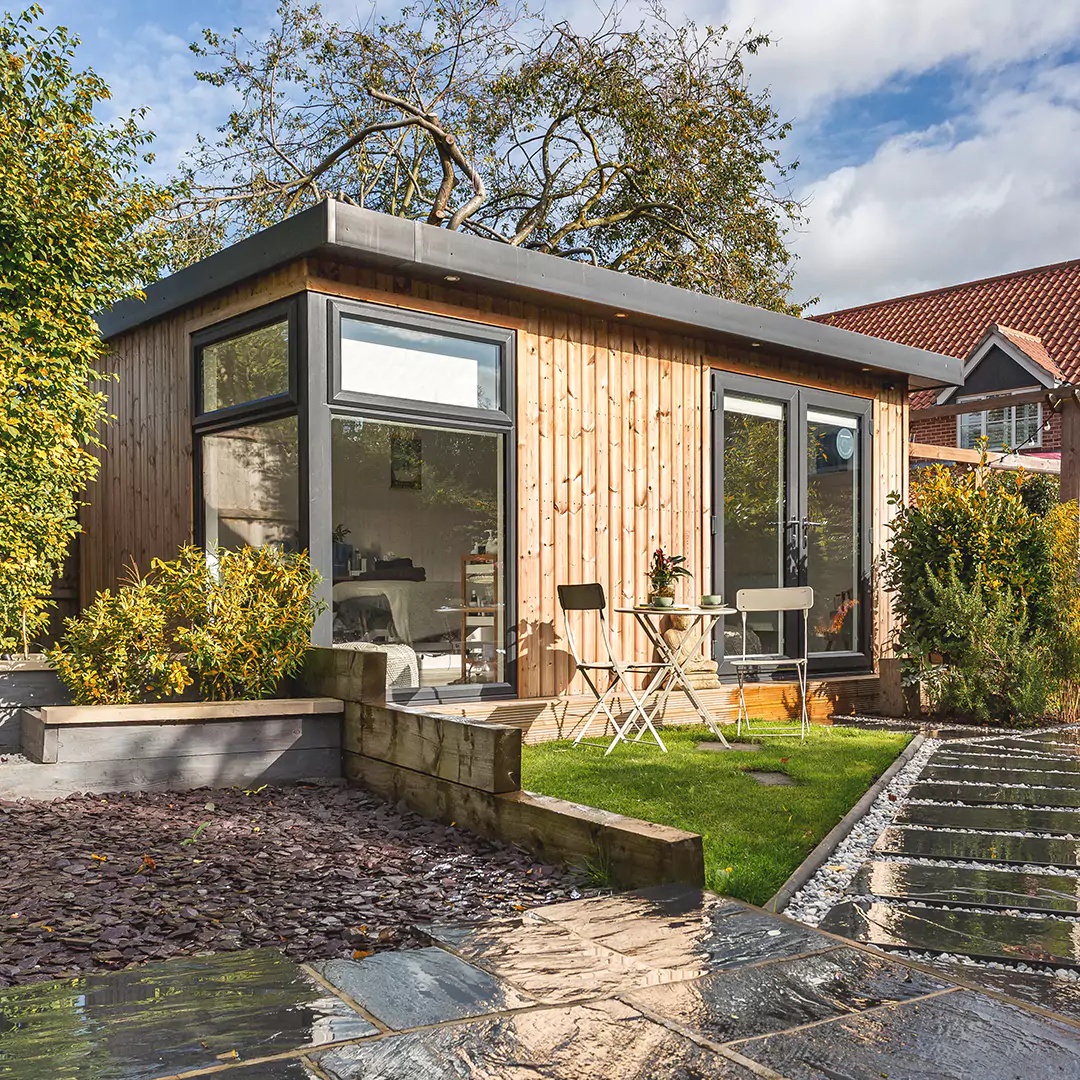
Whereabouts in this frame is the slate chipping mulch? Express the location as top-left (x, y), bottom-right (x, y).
top-left (0, 783), bottom-right (580, 987)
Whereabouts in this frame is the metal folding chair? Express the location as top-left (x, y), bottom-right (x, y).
top-left (733, 587), bottom-right (814, 740)
top-left (558, 584), bottom-right (669, 754)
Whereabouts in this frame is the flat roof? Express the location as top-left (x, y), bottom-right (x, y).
top-left (99, 199), bottom-right (961, 389)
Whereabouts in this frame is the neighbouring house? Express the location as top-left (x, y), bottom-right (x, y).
top-left (812, 258), bottom-right (1080, 466)
top-left (90, 200), bottom-right (959, 714)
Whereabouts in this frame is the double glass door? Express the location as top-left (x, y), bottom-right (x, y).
top-left (712, 371), bottom-right (871, 672)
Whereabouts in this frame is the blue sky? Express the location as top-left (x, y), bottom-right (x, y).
top-left (12, 0), bottom-right (1080, 311)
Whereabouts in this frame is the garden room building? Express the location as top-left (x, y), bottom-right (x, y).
top-left (91, 200), bottom-right (961, 723)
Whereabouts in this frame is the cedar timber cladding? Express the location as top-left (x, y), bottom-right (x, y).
top-left (87, 253), bottom-right (909, 698)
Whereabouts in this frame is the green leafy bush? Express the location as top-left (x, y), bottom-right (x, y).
top-left (916, 563), bottom-right (1051, 725)
top-left (49, 545), bottom-right (324, 704)
top-left (885, 456), bottom-right (1077, 726)
top-left (154, 545), bottom-right (324, 701)
top-left (47, 568), bottom-right (191, 705)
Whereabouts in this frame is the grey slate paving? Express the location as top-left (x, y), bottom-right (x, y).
top-left (851, 859), bottom-right (1080, 914)
top-left (531, 886), bottom-right (834, 972)
top-left (0, 949), bottom-right (373, 1080)
top-left (821, 898), bottom-right (1080, 968)
top-left (909, 780), bottom-right (1080, 807)
top-left (935, 750), bottom-right (1080, 773)
top-left (627, 945), bottom-right (949, 1044)
top-left (875, 825), bottom-right (1080, 868)
top-left (733, 988), bottom-right (1080, 1080)
top-left (922, 763), bottom-right (1080, 788)
top-left (897, 799), bottom-right (1080, 837)
top-left (311, 947), bottom-right (533, 1029)
top-left (312, 999), bottom-right (760, 1079)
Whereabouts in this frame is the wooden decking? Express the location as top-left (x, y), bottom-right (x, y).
top-left (441, 673), bottom-right (881, 744)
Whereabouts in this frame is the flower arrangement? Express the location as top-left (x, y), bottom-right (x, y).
top-left (647, 548), bottom-right (692, 604)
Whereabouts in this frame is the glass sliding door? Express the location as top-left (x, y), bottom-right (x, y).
top-left (712, 372), bottom-right (871, 673)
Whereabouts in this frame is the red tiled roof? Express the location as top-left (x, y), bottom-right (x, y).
top-left (995, 325), bottom-right (1064, 380)
top-left (812, 258), bottom-right (1080, 407)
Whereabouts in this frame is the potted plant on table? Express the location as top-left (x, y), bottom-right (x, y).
top-left (647, 549), bottom-right (692, 607)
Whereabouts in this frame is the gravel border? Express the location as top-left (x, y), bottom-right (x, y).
top-left (782, 734), bottom-right (942, 925)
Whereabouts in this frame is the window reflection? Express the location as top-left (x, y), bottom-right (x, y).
top-left (201, 415), bottom-right (299, 552)
top-left (331, 416), bottom-right (505, 688)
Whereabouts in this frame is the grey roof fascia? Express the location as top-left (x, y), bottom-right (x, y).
top-left (95, 201), bottom-right (333, 339)
top-left (98, 198), bottom-right (961, 389)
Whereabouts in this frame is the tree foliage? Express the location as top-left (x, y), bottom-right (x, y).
top-left (0, 6), bottom-right (167, 651)
top-left (165, 0), bottom-right (806, 310)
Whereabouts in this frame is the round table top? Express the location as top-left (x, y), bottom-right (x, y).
top-left (615, 605), bottom-right (736, 616)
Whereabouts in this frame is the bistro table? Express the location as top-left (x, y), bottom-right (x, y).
top-left (615, 605), bottom-right (737, 750)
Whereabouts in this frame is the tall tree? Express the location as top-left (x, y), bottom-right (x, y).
top-left (168, 0), bottom-right (806, 311)
top-left (0, 6), bottom-right (166, 651)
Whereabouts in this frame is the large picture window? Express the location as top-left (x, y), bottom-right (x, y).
top-left (327, 300), bottom-right (514, 694)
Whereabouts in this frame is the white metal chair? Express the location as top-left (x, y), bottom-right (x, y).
top-left (733, 587), bottom-right (814, 740)
top-left (558, 583), bottom-right (669, 754)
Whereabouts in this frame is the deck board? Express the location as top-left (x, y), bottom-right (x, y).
top-left (435, 674), bottom-right (880, 744)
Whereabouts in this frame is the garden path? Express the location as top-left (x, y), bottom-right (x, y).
top-left (822, 727), bottom-right (1080, 1001)
top-left (2, 885), bottom-right (1079, 1079)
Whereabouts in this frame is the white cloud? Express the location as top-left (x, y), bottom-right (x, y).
top-left (796, 65), bottom-right (1080, 311)
top-left (716, 0), bottom-right (1080, 117)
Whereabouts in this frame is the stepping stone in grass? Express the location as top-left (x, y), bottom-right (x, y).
top-left (698, 741), bottom-right (761, 753)
top-left (745, 771), bottom-right (795, 786)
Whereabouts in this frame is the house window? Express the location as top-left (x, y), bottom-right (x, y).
top-left (958, 402), bottom-right (1042, 451)
top-left (193, 299), bottom-right (300, 553)
top-left (327, 300), bottom-right (514, 693)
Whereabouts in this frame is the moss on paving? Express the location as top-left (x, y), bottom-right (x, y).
top-left (522, 724), bottom-right (911, 907)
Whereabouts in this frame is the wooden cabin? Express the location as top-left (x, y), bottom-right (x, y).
top-left (93, 200), bottom-right (960, 718)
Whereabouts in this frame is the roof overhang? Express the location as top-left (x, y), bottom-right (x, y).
top-left (937, 325), bottom-right (1062, 404)
top-left (99, 200), bottom-right (961, 389)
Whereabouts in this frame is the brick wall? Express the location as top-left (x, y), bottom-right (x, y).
top-left (911, 404), bottom-right (1060, 454)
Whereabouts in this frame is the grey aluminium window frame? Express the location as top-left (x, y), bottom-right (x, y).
top-left (314, 295), bottom-right (518, 704)
top-left (192, 295), bottom-right (305, 556)
top-left (710, 369), bottom-right (874, 677)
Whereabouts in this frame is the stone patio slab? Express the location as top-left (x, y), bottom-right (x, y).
top-left (312, 998), bottom-right (759, 1079)
top-left (0, 949), bottom-right (373, 1080)
top-left (821, 899), bottom-right (1080, 968)
top-left (897, 800), bottom-right (1080, 837)
top-left (909, 780), bottom-right (1080, 808)
top-left (875, 825), bottom-right (1080, 868)
top-left (732, 988), bottom-right (1080, 1080)
top-left (310, 947), bottom-right (533, 1029)
top-left (922, 763), bottom-right (1080, 788)
top-left (851, 859), bottom-right (1080, 914)
top-left (532, 888), bottom-right (834, 973)
top-left (974, 735), bottom-right (1080, 756)
top-left (627, 945), bottom-right (949, 1044)
top-left (421, 917), bottom-right (668, 1004)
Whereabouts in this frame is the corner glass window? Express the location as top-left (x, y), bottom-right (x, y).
top-left (199, 318), bottom-right (290, 414)
top-left (201, 415), bottom-right (299, 552)
top-left (340, 315), bottom-right (500, 411)
top-left (330, 416), bottom-right (505, 688)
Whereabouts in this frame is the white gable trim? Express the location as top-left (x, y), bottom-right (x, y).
top-left (936, 328), bottom-right (1061, 405)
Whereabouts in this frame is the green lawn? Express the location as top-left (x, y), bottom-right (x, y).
top-left (522, 724), bottom-right (911, 906)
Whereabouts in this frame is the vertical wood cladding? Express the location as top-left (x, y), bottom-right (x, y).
top-left (89, 256), bottom-right (907, 695)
